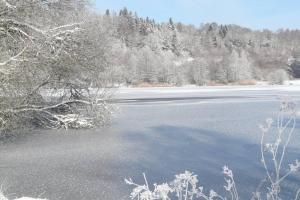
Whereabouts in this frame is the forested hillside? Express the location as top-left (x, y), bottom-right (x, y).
top-left (100, 7), bottom-right (300, 85)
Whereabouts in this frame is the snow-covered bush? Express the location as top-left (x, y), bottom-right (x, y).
top-left (126, 98), bottom-right (300, 200)
top-left (267, 69), bottom-right (289, 85)
top-left (125, 169), bottom-right (239, 200)
top-left (0, 0), bottom-right (114, 135)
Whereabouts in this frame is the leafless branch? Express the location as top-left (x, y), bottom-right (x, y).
top-left (1, 0), bottom-right (16, 9)
top-left (0, 46), bottom-right (28, 72)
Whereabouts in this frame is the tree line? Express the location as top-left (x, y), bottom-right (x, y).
top-left (103, 7), bottom-right (300, 86)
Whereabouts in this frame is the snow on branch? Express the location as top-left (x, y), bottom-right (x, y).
top-left (5, 99), bottom-right (95, 113)
top-left (0, 96), bottom-right (112, 130)
top-left (0, 19), bottom-right (46, 35)
top-left (1, 0), bottom-right (16, 9)
top-left (0, 46), bottom-right (28, 74)
top-left (47, 23), bottom-right (83, 32)
top-left (0, 19), bottom-right (82, 38)
top-left (50, 27), bottom-right (84, 39)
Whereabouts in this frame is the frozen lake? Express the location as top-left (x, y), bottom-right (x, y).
top-left (1, 86), bottom-right (300, 199)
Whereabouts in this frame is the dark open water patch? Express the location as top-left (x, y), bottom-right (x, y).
top-left (113, 95), bottom-right (269, 104)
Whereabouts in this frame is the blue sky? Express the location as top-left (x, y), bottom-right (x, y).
top-left (93, 0), bottom-right (300, 31)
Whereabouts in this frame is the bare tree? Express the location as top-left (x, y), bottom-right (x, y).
top-left (0, 0), bottom-right (113, 135)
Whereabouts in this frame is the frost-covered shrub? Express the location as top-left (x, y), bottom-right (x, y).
top-left (126, 168), bottom-right (239, 200)
top-left (267, 69), bottom-right (289, 85)
top-left (126, 98), bottom-right (300, 200)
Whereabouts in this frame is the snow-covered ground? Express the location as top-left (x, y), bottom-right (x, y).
top-left (118, 84), bottom-right (300, 94)
top-left (284, 79), bottom-right (300, 86)
top-left (0, 192), bottom-right (46, 200)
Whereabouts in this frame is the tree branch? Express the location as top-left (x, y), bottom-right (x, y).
top-left (47, 23), bottom-right (83, 32)
top-left (0, 19), bottom-right (46, 35)
top-left (4, 99), bottom-right (94, 113)
top-left (0, 46), bottom-right (28, 73)
top-left (1, 0), bottom-right (16, 9)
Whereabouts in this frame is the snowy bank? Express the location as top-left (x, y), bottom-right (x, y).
top-left (0, 192), bottom-right (47, 200)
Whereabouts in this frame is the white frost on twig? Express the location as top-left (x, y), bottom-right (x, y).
top-left (1, 0), bottom-right (16, 9)
top-left (0, 46), bottom-right (28, 73)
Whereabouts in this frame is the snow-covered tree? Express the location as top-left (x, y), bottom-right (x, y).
top-left (187, 58), bottom-right (210, 85)
top-left (0, 0), bottom-right (113, 134)
top-left (137, 46), bottom-right (158, 83)
top-left (227, 50), bottom-right (253, 82)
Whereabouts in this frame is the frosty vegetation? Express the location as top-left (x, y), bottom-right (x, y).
top-left (126, 99), bottom-right (300, 200)
top-left (0, 0), bottom-right (114, 136)
top-left (84, 7), bottom-right (299, 86)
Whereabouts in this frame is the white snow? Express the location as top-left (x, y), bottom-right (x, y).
top-left (15, 198), bottom-right (47, 200)
top-left (0, 193), bottom-right (47, 200)
top-left (284, 79), bottom-right (300, 86)
top-left (118, 85), bottom-right (300, 94)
